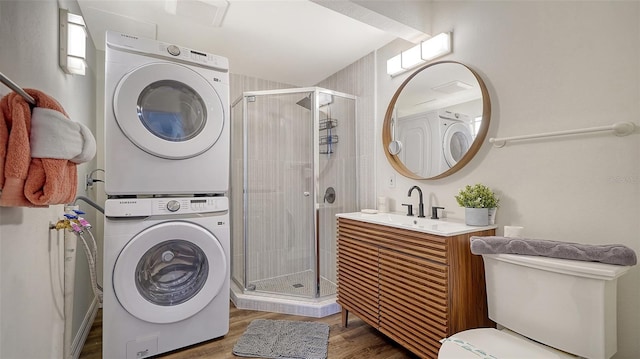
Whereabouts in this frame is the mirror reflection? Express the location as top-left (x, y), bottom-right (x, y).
top-left (383, 61), bottom-right (490, 179)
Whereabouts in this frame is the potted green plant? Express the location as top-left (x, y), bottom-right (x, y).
top-left (454, 184), bottom-right (500, 226)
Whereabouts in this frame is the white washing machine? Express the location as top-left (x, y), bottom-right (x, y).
top-left (103, 197), bottom-right (230, 359)
top-left (105, 31), bottom-right (229, 195)
top-left (436, 111), bottom-right (473, 173)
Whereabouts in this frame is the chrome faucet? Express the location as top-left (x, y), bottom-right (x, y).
top-left (407, 185), bottom-right (425, 218)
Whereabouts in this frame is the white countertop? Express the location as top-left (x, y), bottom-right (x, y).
top-left (336, 211), bottom-right (497, 236)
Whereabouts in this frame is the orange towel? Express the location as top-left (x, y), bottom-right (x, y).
top-left (0, 89), bottom-right (77, 207)
top-left (0, 91), bottom-right (33, 206)
top-left (0, 94), bottom-right (9, 189)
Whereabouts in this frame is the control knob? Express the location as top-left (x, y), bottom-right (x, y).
top-left (167, 45), bottom-right (181, 56)
top-left (166, 200), bottom-right (180, 212)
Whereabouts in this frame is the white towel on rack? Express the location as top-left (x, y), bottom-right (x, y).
top-left (29, 107), bottom-right (96, 163)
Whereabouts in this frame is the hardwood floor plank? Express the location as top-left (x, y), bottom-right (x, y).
top-left (80, 301), bottom-right (417, 358)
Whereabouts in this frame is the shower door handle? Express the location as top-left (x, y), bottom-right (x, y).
top-left (303, 192), bottom-right (310, 197)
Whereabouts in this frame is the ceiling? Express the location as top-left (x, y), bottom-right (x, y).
top-left (77, 0), bottom-right (430, 86)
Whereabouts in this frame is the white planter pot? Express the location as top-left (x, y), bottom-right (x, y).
top-left (488, 207), bottom-right (497, 225)
top-left (465, 207), bottom-right (489, 226)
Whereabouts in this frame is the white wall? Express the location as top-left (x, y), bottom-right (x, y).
top-left (375, 2), bottom-right (639, 358)
top-left (0, 1), bottom-right (99, 358)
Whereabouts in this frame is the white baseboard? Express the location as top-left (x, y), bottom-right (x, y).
top-left (71, 298), bottom-right (99, 359)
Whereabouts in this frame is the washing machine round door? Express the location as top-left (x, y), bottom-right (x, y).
top-left (113, 62), bottom-right (225, 159)
top-left (113, 221), bottom-right (227, 324)
top-left (443, 122), bottom-right (473, 168)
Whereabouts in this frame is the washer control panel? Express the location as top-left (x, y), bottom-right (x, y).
top-left (105, 197), bottom-right (228, 217)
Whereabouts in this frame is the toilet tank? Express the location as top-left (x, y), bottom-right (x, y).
top-left (482, 254), bottom-right (631, 359)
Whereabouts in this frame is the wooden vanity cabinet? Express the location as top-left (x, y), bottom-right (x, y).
top-left (337, 217), bottom-right (495, 359)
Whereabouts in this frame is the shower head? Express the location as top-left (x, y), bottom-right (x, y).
top-left (296, 95), bottom-right (312, 110)
top-left (296, 93), bottom-right (334, 110)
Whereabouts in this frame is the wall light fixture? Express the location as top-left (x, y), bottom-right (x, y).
top-left (387, 32), bottom-right (452, 77)
top-left (59, 8), bottom-right (87, 76)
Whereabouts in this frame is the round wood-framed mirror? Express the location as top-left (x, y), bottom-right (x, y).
top-left (382, 61), bottom-right (491, 180)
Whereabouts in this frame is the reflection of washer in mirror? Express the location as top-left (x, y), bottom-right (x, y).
top-left (388, 112), bottom-right (403, 155)
top-left (324, 187), bottom-right (336, 204)
top-left (442, 120), bottom-right (473, 169)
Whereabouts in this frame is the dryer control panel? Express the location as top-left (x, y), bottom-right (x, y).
top-left (105, 197), bottom-right (228, 217)
top-left (106, 31), bottom-right (229, 72)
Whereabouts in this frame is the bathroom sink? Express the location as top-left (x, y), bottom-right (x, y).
top-left (337, 211), bottom-right (497, 236)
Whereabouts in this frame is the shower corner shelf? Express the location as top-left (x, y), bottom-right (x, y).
top-left (319, 118), bottom-right (339, 155)
top-left (319, 118), bottom-right (338, 131)
top-left (319, 134), bottom-right (339, 146)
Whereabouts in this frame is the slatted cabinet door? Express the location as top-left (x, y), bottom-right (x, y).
top-left (379, 248), bottom-right (448, 358)
top-left (336, 235), bottom-right (379, 328)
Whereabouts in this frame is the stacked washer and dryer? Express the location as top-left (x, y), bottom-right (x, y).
top-left (103, 31), bottom-right (230, 359)
top-left (397, 109), bottom-right (473, 178)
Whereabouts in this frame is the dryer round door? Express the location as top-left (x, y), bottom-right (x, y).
top-left (442, 122), bottom-right (473, 168)
top-left (113, 221), bottom-right (227, 324)
top-left (113, 62), bottom-right (225, 159)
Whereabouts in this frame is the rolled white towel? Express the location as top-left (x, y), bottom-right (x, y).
top-left (29, 107), bottom-right (96, 163)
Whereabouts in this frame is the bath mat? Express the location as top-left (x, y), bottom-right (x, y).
top-left (232, 319), bottom-right (330, 359)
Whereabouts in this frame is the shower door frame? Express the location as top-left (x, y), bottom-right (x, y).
top-left (238, 87), bottom-right (358, 299)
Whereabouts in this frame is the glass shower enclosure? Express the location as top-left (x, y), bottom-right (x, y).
top-left (231, 88), bottom-right (357, 302)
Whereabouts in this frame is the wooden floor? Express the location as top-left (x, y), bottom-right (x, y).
top-left (79, 302), bottom-right (418, 359)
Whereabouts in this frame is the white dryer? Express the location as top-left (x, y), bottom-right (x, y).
top-left (105, 31), bottom-right (229, 195)
top-left (103, 197), bottom-right (230, 359)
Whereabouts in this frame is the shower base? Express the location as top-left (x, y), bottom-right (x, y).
top-left (230, 271), bottom-right (340, 318)
top-left (250, 270), bottom-right (336, 297)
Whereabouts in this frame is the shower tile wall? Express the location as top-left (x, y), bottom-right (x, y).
top-left (317, 94), bottom-right (357, 284)
top-left (244, 93), bottom-right (314, 282)
top-left (230, 74), bottom-right (292, 102)
top-left (316, 53), bottom-right (376, 284)
top-left (230, 74), bottom-right (294, 287)
top-left (317, 52), bottom-right (376, 210)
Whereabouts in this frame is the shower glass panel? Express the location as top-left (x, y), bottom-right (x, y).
top-left (231, 88), bottom-right (357, 300)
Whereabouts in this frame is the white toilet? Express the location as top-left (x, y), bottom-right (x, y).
top-left (438, 253), bottom-right (633, 359)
